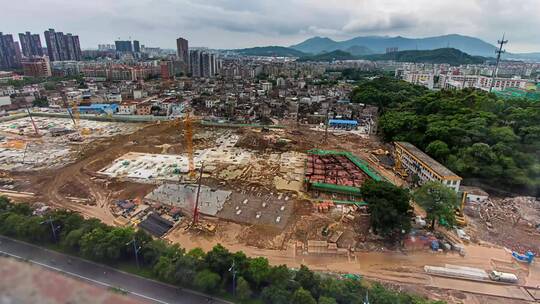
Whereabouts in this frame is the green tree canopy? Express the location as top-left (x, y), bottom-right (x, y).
top-left (194, 269), bottom-right (221, 293)
top-left (235, 277), bottom-right (252, 300)
top-left (361, 180), bottom-right (413, 238)
top-left (291, 287), bottom-right (317, 304)
top-left (353, 77), bottom-right (540, 196)
top-left (413, 182), bottom-right (459, 228)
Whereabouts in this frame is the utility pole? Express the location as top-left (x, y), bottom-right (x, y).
top-left (323, 102), bottom-right (331, 144)
top-left (363, 290), bottom-right (370, 304)
top-left (126, 237), bottom-right (141, 268)
top-left (41, 216), bottom-right (60, 242)
top-left (229, 260), bottom-right (237, 297)
top-left (489, 34), bottom-right (508, 93)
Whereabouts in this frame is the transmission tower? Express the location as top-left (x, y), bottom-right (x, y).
top-left (489, 34), bottom-right (508, 93)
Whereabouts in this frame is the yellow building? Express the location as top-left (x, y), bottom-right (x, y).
top-left (394, 142), bottom-right (461, 192)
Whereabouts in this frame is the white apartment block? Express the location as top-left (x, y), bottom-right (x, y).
top-left (475, 75), bottom-right (528, 91)
top-left (403, 71), bottom-right (435, 89)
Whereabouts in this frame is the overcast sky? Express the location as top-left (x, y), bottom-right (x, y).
top-left (2, 0), bottom-right (539, 52)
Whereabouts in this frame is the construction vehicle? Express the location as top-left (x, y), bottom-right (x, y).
top-left (66, 101), bottom-right (92, 137)
top-left (191, 222), bottom-right (216, 234)
top-left (455, 192), bottom-right (467, 226)
top-left (489, 270), bottom-right (518, 283)
top-left (393, 149), bottom-right (408, 178)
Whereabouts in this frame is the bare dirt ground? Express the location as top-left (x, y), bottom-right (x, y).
top-left (4, 121), bottom-right (540, 303)
top-left (7, 121), bottom-right (180, 224)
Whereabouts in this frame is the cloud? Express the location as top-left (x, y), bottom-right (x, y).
top-left (342, 13), bottom-right (418, 33)
top-left (0, 0), bottom-right (539, 52)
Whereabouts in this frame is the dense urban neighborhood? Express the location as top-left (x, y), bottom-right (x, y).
top-left (0, 17), bottom-right (540, 304)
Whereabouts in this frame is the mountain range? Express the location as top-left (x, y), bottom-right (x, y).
top-left (233, 46), bottom-right (306, 57)
top-left (231, 34), bottom-right (540, 62)
top-left (295, 48), bottom-right (487, 66)
top-left (291, 34), bottom-right (492, 55)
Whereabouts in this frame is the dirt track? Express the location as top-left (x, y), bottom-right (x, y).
top-left (5, 122), bottom-right (540, 303)
top-left (10, 121), bottom-right (180, 224)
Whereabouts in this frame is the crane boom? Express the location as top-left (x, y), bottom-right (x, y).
top-left (25, 106), bottom-right (39, 137)
top-left (184, 112), bottom-right (195, 178)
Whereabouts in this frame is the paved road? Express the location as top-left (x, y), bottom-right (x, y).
top-left (0, 236), bottom-right (231, 304)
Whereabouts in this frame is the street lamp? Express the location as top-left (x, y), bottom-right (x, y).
top-left (41, 216), bottom-right (60, 242)
top-left (126, 237), bottom-right (142, 268)
top-left (228, 260), bottom-right (237, 297)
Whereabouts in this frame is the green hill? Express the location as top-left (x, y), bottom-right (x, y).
top-left (297, 50), bottom-right (357, 62)
top-left (363, 48), bottom-right (487, 65)
top-left (234, 46), bottom-right (306, 57)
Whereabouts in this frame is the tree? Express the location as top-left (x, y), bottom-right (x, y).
top-left (246, 257), bottom-right (271, 290)
top-left (261, 285), bottom-right (291, 304)
top-left (62, 228), bottom-right (85, 252)
top-left (426, 140), bottom-right (450, 161)
top-left (413, 182), bottom-right (459, 229)
top-left (187, 247), bottom-right (206, 262)
top-left (205, 244), bottom-right (233, 274)
top-left (79, 227), bottom-right (109, 260)
top-left (360, 180), bottom-right (413, 238)
top-left (173, 254), bottom-right (198, 286)
top-left (0, 196), bottom-right (10, 211)
top-left (294, 265), bottom-right (320, 298)
top-left (141, 239), bottom-right (169, 266)
top-left (194, 269), bottom-right (221, 293)
top-left (153, 256), bottom-right (176, 283)
top-left (236, 277), bottom-right (252, 300)
top-left (359, 77), bottom-right (539, 196)
top-left (291, 288), bottom-right (316, 304)
top-left (318, 296), bottom-right (338, 304)
top-left (267, 264), bottom-right (292, 287)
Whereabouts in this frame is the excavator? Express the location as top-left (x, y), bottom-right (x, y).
top-left (455, 192), bottom-right (467, 226)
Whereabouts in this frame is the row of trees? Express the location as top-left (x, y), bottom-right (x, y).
top-left (361, 180), bottom-right (459, 240)
top-left (0, 196), bottom-right (443, 304)
top-left (351, 77), bottom-right (539, 195)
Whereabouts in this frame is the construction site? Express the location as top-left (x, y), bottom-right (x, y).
top-left (2, 112), bottom-right (540, 304)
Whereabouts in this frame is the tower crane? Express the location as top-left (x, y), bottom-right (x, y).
top-left (183, 111), bottom-right (195, 178)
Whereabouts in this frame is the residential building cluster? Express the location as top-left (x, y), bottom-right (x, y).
top-left (1, 28), bottom-right (82, 72)
top-left (395, 62), bottom-right (539, 92)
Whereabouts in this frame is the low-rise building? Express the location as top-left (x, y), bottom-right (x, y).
top-left (394, 141), bottom-right (461, 192)
top-left (21, 56), bottom-right (52, 77)
top-left (136, 102), bottom-right (152, 115)
top-left (118, 101), bottom-right (138, 115)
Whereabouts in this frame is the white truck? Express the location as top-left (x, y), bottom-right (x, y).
top-left (489, 270), bottom-right (518, 284)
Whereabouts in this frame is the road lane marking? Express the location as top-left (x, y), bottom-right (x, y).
top-left (0, 249), bottom-right (170, 304)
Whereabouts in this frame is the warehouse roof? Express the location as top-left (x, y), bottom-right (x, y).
top-left (329, 119), bottom-right (358, 125)
top-left (138, 213), bottom-right (173, 237)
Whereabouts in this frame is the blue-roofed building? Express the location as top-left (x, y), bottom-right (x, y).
top-left (329, 119), bottom-right (358, 130)
top-left (76, 103), bottom-right (119, 115)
